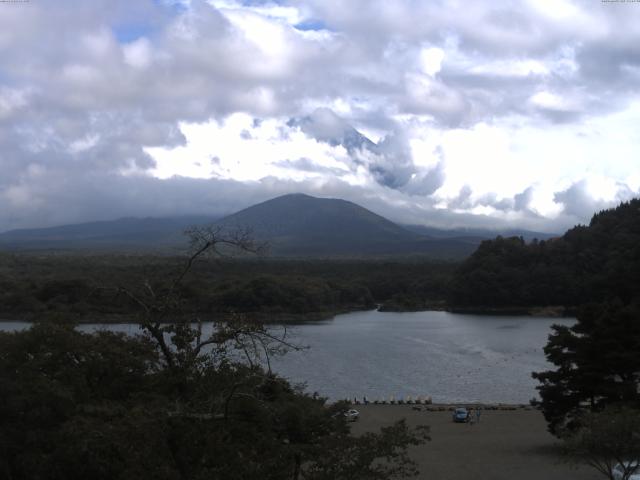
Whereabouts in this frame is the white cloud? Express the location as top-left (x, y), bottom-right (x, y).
top-left (69, 134), bottom-right (100, 154)
top-left (527, 0), bottom-right (582, 21)
top-left (529, 90), bottom-right (580, 112)
top-left (209, 0), bottom-right (306, 26)
top-left (0, 87), bottom-right (29, 120)
top-left (419, 47), bottom-right (445, 77)
top-left (147, 113), bottom-right (355, 183)
top-left (470, 59), bottom-right (549, 77)
top-left (0, 0), bottom-right (639, 233)
top-left (123, 38), bottom-right (153, 69)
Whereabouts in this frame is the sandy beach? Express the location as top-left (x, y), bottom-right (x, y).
top-left (350, 405), bottom-right (602, 480)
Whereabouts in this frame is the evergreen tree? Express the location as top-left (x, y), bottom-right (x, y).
top-left (533, 302), bottom-right (640, 435)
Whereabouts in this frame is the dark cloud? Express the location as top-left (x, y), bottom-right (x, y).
top-left (449, 185), bottom-right (474, 210)
top-left (554, 180), bottom-right (604, 220)
top-left (514, 187), bottom-right (535, 212)
top-left (295, 108), bottom-right (360, 146)
top-left (294, 108), bottom-right (415, 189)
top-left (552, 180), bottom-right (639, 226)
top-left (294, 108), bottom-right (441, 193)
top-left (403, 160), bottom-right (446, 197)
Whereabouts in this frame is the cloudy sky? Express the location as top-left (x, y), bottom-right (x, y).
top-left (1, 0), bottom-right (639, 233)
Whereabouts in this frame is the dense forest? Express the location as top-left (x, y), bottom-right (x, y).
top-left (0, 255), bottom-right (455, 322)
top-left (449, 199), bottom-right (640, 309)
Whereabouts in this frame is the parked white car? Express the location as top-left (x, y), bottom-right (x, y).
top-left (613, 461), bottom-right (640, 480)
top-left (343, 409), bottom-right (360, 422)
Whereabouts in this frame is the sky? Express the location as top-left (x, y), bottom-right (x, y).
top-left (1, 0), bottom-right (640, 233)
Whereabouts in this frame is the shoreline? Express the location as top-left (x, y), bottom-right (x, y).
top-left (344, 402), bottom-right (536, 410)
top-left (0, 310), bottom-right (344, 325)
top-left (447, 305), bottom-right (576, 317)
top-left (0, 304), bottom-right (577, 324)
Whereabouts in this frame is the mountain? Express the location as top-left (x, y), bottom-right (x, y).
top-left (213, 193), bottom-right (489, 257)
top-left (216, 193), bottom-right (421, 255)
top-left (215, 194), bottom-right (557, 256)
top-left (0, 193), bottom-right (545, 258)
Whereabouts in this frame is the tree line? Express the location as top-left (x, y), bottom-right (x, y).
top-left (449, 199), bottom-right (640, 309)
top-left (0, 255), bottom-right (455, 321)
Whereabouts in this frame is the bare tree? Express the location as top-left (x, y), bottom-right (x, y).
top-left (112, 225), bottom-right (300, 373)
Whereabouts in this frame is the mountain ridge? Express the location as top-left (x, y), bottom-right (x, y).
top-left (0, 194), bottom-right (551, 258)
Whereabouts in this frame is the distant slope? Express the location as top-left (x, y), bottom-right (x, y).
top-left (449, 198), bottom-right (640, 308)
top-left (0, 216), bottom-right (217, 251)
top-left (403, 225), bottom-right (558, 242)
top-left (0, 194), bottom-right (534, 258)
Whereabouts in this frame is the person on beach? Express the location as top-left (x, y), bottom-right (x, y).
top-left (468, 409), bottom-right (475, 426)
top-left (476, 408), bottom-right (481, 423)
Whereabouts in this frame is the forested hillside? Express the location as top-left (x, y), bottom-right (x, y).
top-left (449, 199), bottom-right (640, 308)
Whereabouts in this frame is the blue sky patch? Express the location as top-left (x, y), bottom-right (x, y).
top-left (113, 0), bottom-right (187, 43)
top-left (294, 19), bottom-right (329, 32)
top-left (113, 24), bottom-right (155, 43)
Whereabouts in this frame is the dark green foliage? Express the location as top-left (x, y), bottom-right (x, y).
top-left (0, 324), bottom-right (161, 479)
top-left (0, 323), bottom-right (429, 480)
top-left (212, 275), bottom-right (370, 313)
top-left (450, 199), bottom-right (640, 308)
top-left (0, 255), bottom-right (454, 321)
top-left (562, 406), bottom-right (640, 480)
top-left (532, 302), bottom-right (640, 435)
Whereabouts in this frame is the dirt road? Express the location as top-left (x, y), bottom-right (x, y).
top-left (350, 405), bottom-right (602, 480)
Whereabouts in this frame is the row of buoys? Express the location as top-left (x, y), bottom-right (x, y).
top-left (347, 395), bottom-right (433, 405)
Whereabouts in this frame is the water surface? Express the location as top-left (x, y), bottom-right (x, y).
top-left (269, 310), bottom-right (573, 404)
top-left (0, 310), bottom-right (573, 403)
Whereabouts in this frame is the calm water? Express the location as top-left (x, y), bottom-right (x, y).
top-left (0, 310), bottom-right (574, 404)
top-left (270, 310), bottom-right (574, 404)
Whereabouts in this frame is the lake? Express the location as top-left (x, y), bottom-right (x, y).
top-left (0, 310), bottom-right (573, 404)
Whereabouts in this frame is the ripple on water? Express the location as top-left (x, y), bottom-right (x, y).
top-left (0, 311), bottom-right (575, 403)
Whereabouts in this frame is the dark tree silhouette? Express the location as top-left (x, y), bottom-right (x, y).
top-left (533, 302), bottom-right (640, 435)
top-left (449, 198), bottom-right (640, 309)
top-left (562, 406), bottom-right (640, 480)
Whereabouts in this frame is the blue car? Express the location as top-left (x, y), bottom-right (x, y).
top-left (452, 407), bottom-right (469, 423)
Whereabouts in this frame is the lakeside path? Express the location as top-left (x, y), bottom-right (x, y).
top-left (350, 405), bottom-right (601, 480)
